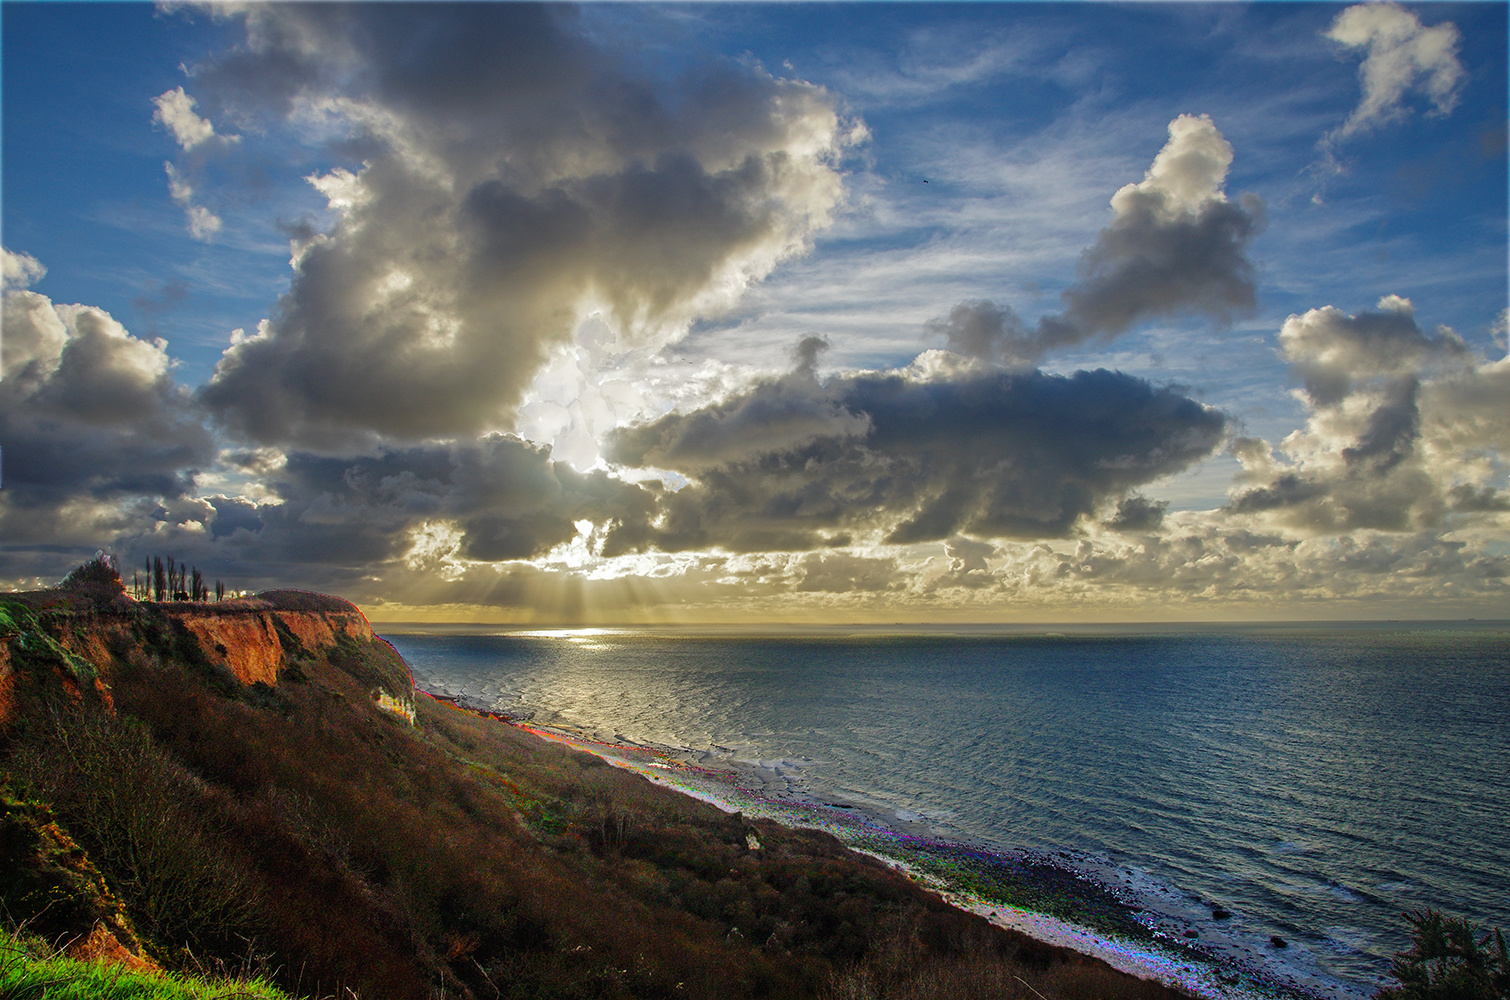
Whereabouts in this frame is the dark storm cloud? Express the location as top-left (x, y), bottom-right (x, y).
top-left (0, 277), bottom-right (215, 540)
top-left (605, 365), bottom-right (1227, 553)
top-left (1105, 495), bottom-right (1168, 532)
top-left (927, 115), bottom-right (1265, 368)
top-left (187, 2), bottom-right (852, 450)
top-left (231, 436), bottom-right (656, 568)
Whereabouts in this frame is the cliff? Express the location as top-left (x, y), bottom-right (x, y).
top-left (1, 572), bottom-right (1188, 1000)
top-left (0, 589), bottom-right (415, 728)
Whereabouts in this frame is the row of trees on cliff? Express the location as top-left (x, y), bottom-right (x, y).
top-left (130, 555), bottom-right (226, 603)
top-left (63, 553), bottom-right (230, 604)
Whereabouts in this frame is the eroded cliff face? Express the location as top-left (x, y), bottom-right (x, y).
top-left (0, 592), bottom-right (414, 726)
top-left (164, 606), bottom-right (377, 687)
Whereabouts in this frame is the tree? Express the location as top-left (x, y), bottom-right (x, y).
top-left (1377, 910), bottom-right (1510, 1000)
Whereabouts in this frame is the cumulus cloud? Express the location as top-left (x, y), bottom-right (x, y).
top-left (1325, 2), bottom-right (1464, 138)
top-left (1105, 495), bottom-right (1168, 533)
top-left (605, 361), bottom-right (1226, 553)
top-left (928, 115), bottom-right (1264, 367)
top-left (934, 536), bottom-right (998, 590)
top-left (0, 254), bottom-right (216, 543)
top-left (171, 436), bottom-right (655, 580)
top-left (185, 3), bottom-right (855, 451)
top-left (796, 551), bottom-right (901, 593)
top-left (1228, 297), bottom-right (1504, 534)
top-left (1278, 294), bottom-right (1469, 405)
top-left (959, 519), bottom-right (1505, 615)
top-left (925, 299), bottom-right (1030, 367)
top-left (3, 248), bottom-right (46, 292)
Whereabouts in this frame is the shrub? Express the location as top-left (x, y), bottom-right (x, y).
top-left (1377, 910), bottom-right (1510, 1000)
top-left (60, 556), bottom-right (124, 595)
top-left (5, 704), bottom-right (266, 960)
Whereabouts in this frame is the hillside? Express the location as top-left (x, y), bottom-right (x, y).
top-left (0, 562), bottom-right (1192, 1000)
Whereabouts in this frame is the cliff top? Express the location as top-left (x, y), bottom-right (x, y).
top-left (1, 585), bottom-right (361, 618)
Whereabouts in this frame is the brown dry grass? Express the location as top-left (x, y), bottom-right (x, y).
top-left (3, 603), bottom-right (1195, 1000)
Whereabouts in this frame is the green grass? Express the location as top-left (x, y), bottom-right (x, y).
top-left (0, 931), bottom-right (294, 1000)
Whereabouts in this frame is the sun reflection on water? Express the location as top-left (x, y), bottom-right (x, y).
top-left (508, 627), bottom-right (627, 649)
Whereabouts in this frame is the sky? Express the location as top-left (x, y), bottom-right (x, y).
top-left (1, 1), bottom-right (1506, 624)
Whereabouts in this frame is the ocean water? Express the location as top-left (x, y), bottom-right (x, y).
top-left (382, 623), bottom-right (1510, 999)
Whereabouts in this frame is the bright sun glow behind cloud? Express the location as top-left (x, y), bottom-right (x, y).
top-left (0, 2), bottom-right (1504, 622)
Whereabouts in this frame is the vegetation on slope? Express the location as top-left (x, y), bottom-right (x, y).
top-left (1, 926), bottom-right (292, 1000)
top-left (1, 563), bottom-right (1198, 999)
top-left (2, 562), bottom-right (1502, 1000)
top-left (1375, 910), bottom-right (1510, 1000)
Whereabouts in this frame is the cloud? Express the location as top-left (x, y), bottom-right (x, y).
top-left (162, 435), bottom-right (656, 582)
top-left (153, 87), bottom-right (237, 240)
top-left (927, 115), bottom-right (1265, 367)
top-left (164, 162), bottom-right (223, 240)
top-left (965, 519), bottom-right (1505, 615)
top-left (2, 248), bottom-right (46, 292)
top-left (1105, 495), bottom-right (1168, 533)
top-left (184, 3), bottom-right (856, 451)
top-left (925, 300), bottom-right (1029, 366)
top-left (605, 359), bottom-right (1227, 553)
top-left (1228, 297), bottom-right (1504, 534)
top-left (0, 257), bottom-right (216, 543)
top-left (796, 551), bottom-right (901, 593)
top-left (934, 536), bottom-right (998, 590)
top-left (152, 86), bottom-right (238, 151)
top-left (1325, 2), bottom-right (1464, 138)
top-left (1277, 294), bottom-right (1469, 406)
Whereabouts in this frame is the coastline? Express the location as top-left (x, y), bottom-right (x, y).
top-left (423, 690), bottom-right (1352, 1000)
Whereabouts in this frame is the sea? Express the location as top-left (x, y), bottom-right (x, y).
top-left (380, 622), bottom-right (1510, 1000)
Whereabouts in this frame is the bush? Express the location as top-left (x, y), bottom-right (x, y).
top-left (5, 705), bottom-right (266, 960)
top-left (60, 556), bottom-right (124, 595)
top-left (1377, 910), bottom-right (1510, 1000)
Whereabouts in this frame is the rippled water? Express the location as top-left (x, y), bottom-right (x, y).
top-left (383, 622), bottom-right (1510, 998)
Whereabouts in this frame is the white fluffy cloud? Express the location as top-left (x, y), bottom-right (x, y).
top-left (152, 86), bottom-right (237, 151)
top-left (1326, 2), bottom-right (1464, 138)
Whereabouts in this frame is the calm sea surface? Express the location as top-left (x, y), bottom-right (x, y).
top-left (382, 623), bottom-right (1510, 998)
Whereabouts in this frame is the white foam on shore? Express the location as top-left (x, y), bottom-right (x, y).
top-left (510, 718), bottom-right (1315, 1000)
top-left (428, 691), bottom-right (1359, 1000)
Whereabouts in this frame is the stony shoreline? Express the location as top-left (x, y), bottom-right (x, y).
top-left (424, 690), bottom-right (1346, 1000)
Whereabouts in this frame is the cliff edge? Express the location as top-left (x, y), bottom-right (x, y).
top-left (0, 585), bottom-right (414, 728)
top-left (1, 564), bottom-right (1190, 1000)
